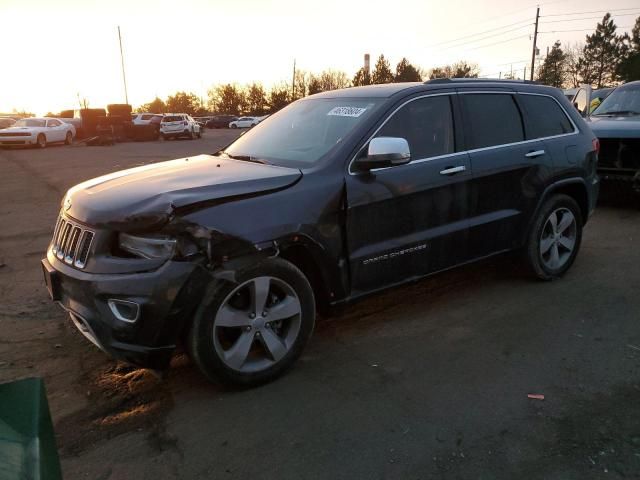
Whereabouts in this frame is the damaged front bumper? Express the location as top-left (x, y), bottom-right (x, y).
top-left (597, 138), bottom-right (640, 192)
top-left (42, 250), bottom-right (207, 370)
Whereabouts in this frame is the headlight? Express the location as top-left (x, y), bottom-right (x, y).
top-left (118, 233), bottom-right (176, 260)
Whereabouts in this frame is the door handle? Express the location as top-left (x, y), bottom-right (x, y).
top-left (439, 165), bottom-right (466, 175)
top-left (525, 149), bottom-right (545, 158)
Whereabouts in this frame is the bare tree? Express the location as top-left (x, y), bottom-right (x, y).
top-left (564, 42), bottom-right (584, 88)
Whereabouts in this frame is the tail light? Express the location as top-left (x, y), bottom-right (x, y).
top-left (592, 137), bottom-right (600, 154)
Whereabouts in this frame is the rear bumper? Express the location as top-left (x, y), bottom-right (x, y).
top-left (42, 253), bottom-right (207, 369)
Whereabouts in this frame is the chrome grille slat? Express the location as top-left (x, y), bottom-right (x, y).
top-left (57, 223), bottom-right (72, 260)
top-left (50, 214), bottom-right (95, 269)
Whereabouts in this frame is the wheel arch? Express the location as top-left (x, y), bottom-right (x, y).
top-left (278, 243), bottom-right (332, 315)
top-left (544, 179), bottom-right (589, 225)
top-left (522, 178), bottom-right (590, 246)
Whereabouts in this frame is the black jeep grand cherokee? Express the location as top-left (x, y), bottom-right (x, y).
top-left (42, 79), bottom-right (599, 386)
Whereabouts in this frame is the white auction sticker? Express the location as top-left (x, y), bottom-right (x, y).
top-left (327, 106), bottom-right (367, 117)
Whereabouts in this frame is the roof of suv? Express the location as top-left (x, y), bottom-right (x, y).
top-left (310, 79), bottom-right (549, 99)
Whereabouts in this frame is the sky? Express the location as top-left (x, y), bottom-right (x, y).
top-left (1, 0), bottom-right (638, 115)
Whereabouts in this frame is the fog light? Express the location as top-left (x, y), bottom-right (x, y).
top-left (108, 299), bottom-right (140, 323)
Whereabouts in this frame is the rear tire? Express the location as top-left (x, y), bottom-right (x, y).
top-left (524, 194), bottom-right (583, 280)
top-left (231, 124), bottom-right (238, 129)
top-left (64, 131), bottom-right (73, 145)
top-left (187, 258), bottom-right (315, 387)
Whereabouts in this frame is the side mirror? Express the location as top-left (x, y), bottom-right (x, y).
top-left (353, 137), bottom-right (411, 172)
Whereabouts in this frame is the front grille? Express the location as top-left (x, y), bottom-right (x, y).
top-left (0, 132), bottom-right (30, 137)
top-left (51, 215), bottom-right (95, 269)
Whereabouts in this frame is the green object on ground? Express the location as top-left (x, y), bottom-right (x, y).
top-left (0, 377), bottom-right (62, 480)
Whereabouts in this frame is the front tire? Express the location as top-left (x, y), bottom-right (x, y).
top-left (524, 194), bottom-right (583, 280)
top-left (187, 258), bottom-right (315, 386)
top-left (36, 133), bottom-right (46, 148)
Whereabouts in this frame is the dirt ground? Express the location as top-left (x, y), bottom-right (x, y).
top-left (1, 131), bottom-right (639, 479)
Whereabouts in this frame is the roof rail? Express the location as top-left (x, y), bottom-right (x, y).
top-left (425, 78), bottom-right (538, 85)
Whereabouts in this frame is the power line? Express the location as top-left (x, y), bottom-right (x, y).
top-left (465, 34), bottom-right (532, 52)
top-left (433, 23), bottom-right (533, 52)
top-left (540, 7), bottom-right (640, 17)
top-left (539, 25), bottom-right (634, 33)
top-left (541, 12), bottom-right (640, 24)
top-left (424, 18), bottom-right (532, 49)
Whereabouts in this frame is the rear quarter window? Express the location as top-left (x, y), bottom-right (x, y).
top-left (520, 94), bottom-right (574, 139)
top-left (461, 93), bottom-right (524, 149)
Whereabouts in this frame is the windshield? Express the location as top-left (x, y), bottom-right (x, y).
top-left (223, 97), bottom-right (383, 167)
top-left (14, 119), bottom-right (45, 127)
top-left (592, 85), bottom-right (640, 115)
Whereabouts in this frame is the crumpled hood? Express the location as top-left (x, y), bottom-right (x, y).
top-left (588, 115), bottom-right (640, 138)
top-left (65, 154), bottom-right (302, 229)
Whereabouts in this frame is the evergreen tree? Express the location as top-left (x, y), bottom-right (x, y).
top-left (577, 13), bottom-right (628, 88)
top-left (394, 58), bottom-right (422, 82)
top-left (536, 41), bottom-right (567, 87)
top-left (371, 55), bottom-right (394, 84)
top-left (618, 16), bottom-right (640, 82)
top-left (352, 67), bottom-right (372, 86)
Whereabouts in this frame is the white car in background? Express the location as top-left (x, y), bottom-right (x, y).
top-left (0, 117), bottom-right (75, 148)
top-left (160, 113), bottom-right (201, 140)
top-left (229, 116), bottom-right (259, 128)
top-left (131, 113), bottom-right (164, 125)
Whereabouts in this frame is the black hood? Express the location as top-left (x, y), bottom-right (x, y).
top-left (64, 154), bottom-right (302, 229)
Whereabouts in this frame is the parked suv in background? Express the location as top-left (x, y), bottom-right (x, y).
top-left (131, 113), bottom-right (164, 126)
top-left (160, 113), bottom-right (201, 140)
top-left (42, 80), bottom-right (599, 386)
top-left (585, 81), bottom-right (640, 193)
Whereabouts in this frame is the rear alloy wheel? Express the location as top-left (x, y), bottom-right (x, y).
top-left (231, 124), bottom-right (238, 129)
top-left (524, 194), bottom-right (582, 280)
top-left (64, 131), bottom-right (73, 145)
top-left (36, 134), bottom-right (46, 148)
top-left (187, 258), bottom-right (315, 386)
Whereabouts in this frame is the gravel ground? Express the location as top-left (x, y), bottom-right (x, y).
top-left (1, 131), bottom-right (639, 479)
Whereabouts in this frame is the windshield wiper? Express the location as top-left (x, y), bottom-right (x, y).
top-left (593, 110), bottom-right (640, 116)
top-left (214, 151), bottom-right (269, 165)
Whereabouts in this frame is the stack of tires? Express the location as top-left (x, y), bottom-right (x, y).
top-left (79, 108), bottom-right (107, 138)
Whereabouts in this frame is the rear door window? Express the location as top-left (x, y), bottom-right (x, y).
top-left (520, 94), bottom-right (574, 139)
top-left (460, 93), bottom-right (524, 149)
top-left (375, 95), bottom-right (455, 160)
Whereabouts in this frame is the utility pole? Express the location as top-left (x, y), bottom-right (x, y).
top-left (291, 59), bottom-right (296, 101)
top-left (524, 66), bottom-right (527, 81)
top-left (117, 26), bottom-right (129, 105)
top-left (530, 7), bottom-right (540, 81)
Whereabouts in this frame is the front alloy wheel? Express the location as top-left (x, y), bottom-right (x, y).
top-left (214, 277), bottom-right (302, 372)
top-left (187, 258), bottom-right (315, 386)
